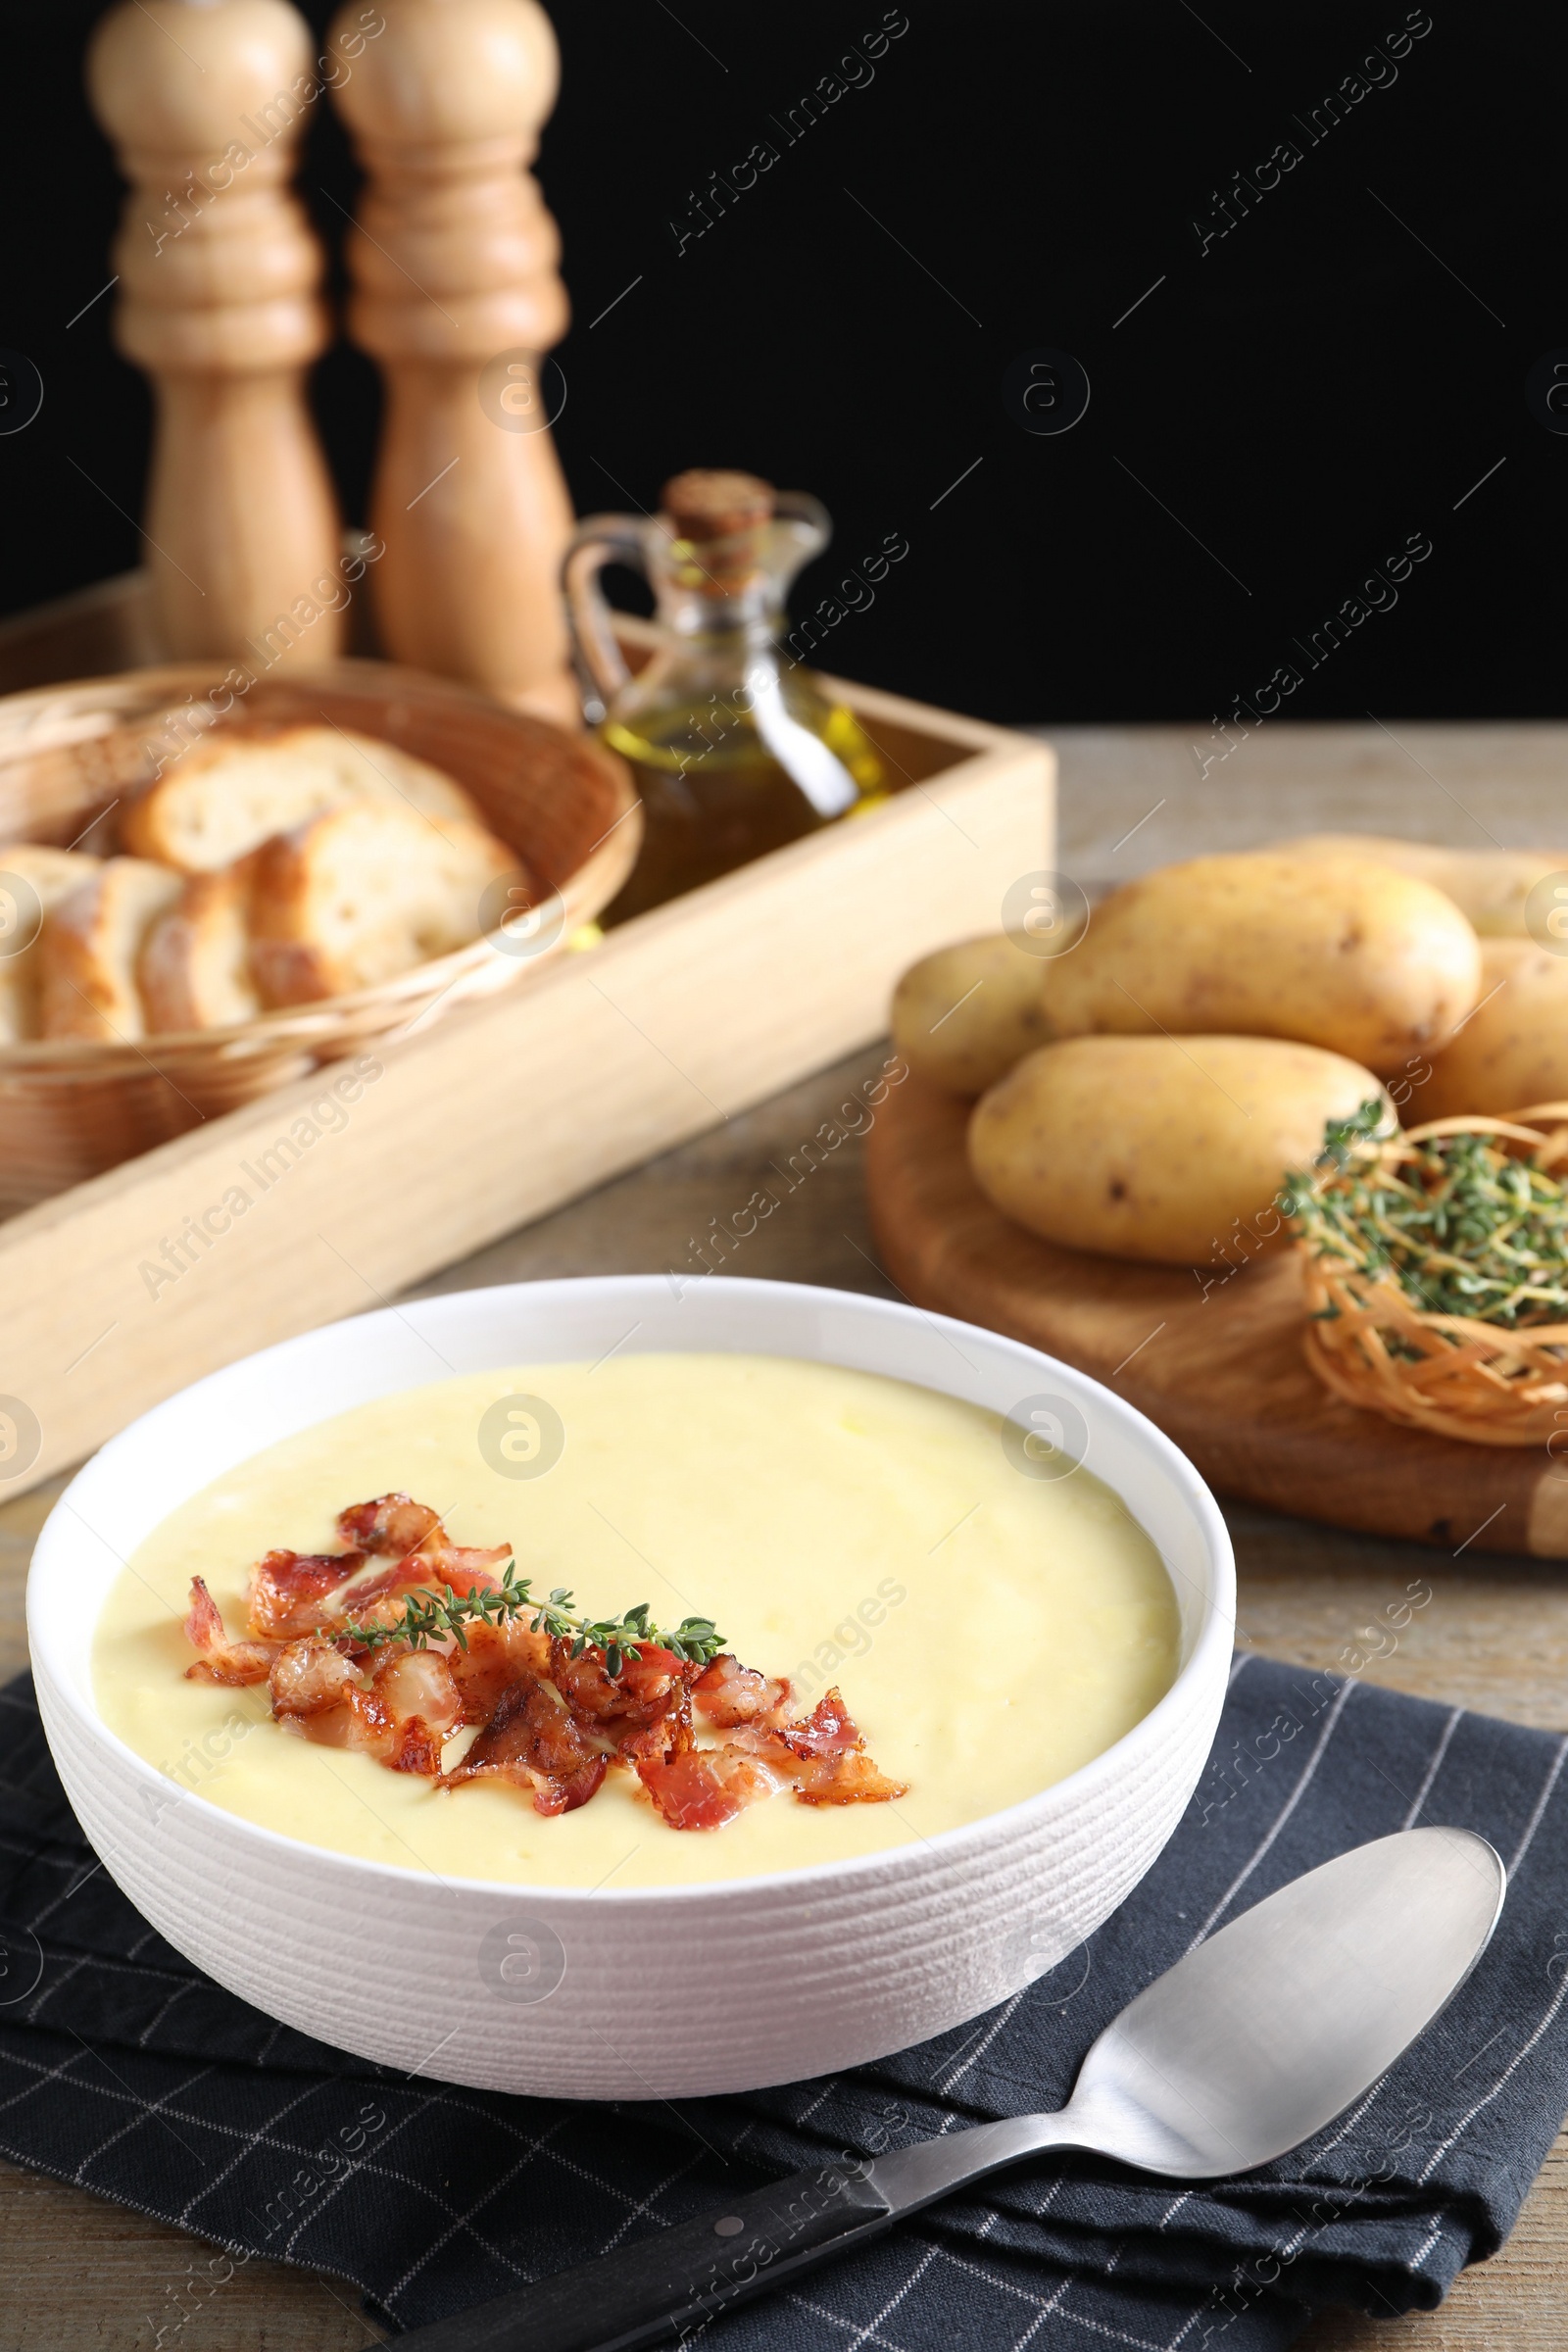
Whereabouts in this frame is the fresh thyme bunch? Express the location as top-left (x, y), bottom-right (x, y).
top-left (1285, 1100), bottom-right (1568, 1329)
top-left (341, 1557), bottom-right (724, 1679)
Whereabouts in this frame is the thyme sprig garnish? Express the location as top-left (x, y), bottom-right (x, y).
top-left (1285, 1099), bottom-right (1568, 1330)
top-left (339, 1557), bottom-right (724, 1679)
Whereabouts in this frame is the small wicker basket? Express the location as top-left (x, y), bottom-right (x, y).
top-left (0, 661), bottom-right (639, 1212)
top-left (1298, 1105), bottom-right (1568, 1446)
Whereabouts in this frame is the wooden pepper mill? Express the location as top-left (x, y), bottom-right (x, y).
top-left (85, 0), bottom-right (344, 668)
top-left (327, 0), bottom-right (578, 727)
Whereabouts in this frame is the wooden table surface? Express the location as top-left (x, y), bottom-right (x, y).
top-left (5, 712), bottom-right (1568, 2347)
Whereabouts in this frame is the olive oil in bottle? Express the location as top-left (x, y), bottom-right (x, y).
top-left (564, 469), bottom-right (886, 923)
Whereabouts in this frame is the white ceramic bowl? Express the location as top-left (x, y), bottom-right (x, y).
top-left (29, 1277), bottom-right (1234, 2099)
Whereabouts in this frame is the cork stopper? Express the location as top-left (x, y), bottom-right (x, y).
top-left (662, 468), bottom-right (773, 539)
top-left (661, 468), bottom-right (774, 592)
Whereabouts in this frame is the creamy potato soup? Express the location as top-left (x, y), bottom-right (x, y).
top-left (93, 1354), bottom-right (1180, 1889)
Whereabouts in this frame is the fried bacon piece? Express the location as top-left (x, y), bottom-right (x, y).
top-left (442, 1680), bottom-right (608, 1816)
top-left (334, 1539), bottom-right (512, 1632)
top-left (765, 1689), bottom-right (862, 1760)
top-left (790, 1750), bottom-right (909, 1806)
top-left (551, 1638), bottom-right (695, 1730)
top-left (425, 1544), bottom-right (513, 1593)
top-left (241, 1496), bottom-right (510, 1651)
top-left (736, 1689), bottom-right (908, 1807)
top-left (373, 1650), bottom-right (465, 1741)
top-left (371, 1646), bottom-right (466, 1777)
top-left (327, 1556), bottom-right (439, 1627)
top-left (693, 1653), bottom-right (792, 1729)
top-left (183, 1577), bottom-right (280, 1685)
top-left (615, 1682), bottom-right (695, 1766)
top-left (296, 1678), bottom-right (397, 1759)
top-left (314, 1497), bottom-right (510, 1636)
top-left (270, 1636), bottom-right (360, 1718)
top-left (388, 1717), bottom-right (446, 1776)
top-left (636, 1742), bottom-right (779, 1832)
top-left (306, 1545), bottom-right (510, 1657)
top-left (336, 1494), bottom-right (442, 1556)
top-left (247, 1549), bottom-right (366, 1641)
top-left (552, 1637), bottom-right (698, 1774)
top-left (270, 1642), bottom-right (463, 1778)
top-left (445, 1621), bottom-right (551, 1724)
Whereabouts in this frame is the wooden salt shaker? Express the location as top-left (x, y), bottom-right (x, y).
top-left (327, 0), bottom-right (578, 727)
top-left (86, 0), bottom-right (344, 668)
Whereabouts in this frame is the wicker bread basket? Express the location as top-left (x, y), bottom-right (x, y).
top-left (1298, 1105), bottom-right (1568, 1446)
top-left (0, 662), bottom-right (639, 1211)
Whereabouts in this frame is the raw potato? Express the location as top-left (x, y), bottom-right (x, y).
top-left (1042, 853), bottom-right (1480, 1074)
top-left (1419, 938), bottom-right (1568, 1118)
top-left (969, 1034), bottom-right (1389, 1268)
top-left (1275, 833), bottom-right (1567, 939)
top-left (892, 933), bottom-right (1064, 1095)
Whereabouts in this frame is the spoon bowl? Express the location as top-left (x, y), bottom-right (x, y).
top-left (1064, 1822), bottom-right (1506, 2178)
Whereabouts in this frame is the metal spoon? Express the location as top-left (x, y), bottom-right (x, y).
top-left (394, 1826), bottom-right (1504, 2352)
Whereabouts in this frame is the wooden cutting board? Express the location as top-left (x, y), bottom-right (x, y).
top-left (865, 1073), bottom-right (1568, 1559)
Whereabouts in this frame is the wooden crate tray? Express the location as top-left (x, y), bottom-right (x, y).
top-left (0, 577), bottom-right (1053, 1498)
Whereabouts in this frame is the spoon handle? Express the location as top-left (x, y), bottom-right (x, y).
top-left (388, 2115), bottom-right (1086, 2352)
top-left (388, 2159), bottom-right (899, 2352)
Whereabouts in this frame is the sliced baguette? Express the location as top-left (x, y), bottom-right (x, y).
top-left (0, 845), bottom-right (103, 1043)
top-left (140, 860), bottom-right (266, 1033)
top-left (122, 723), bottom-right (483, 873)
top-left (39, 858), bottom-right (184, 1041)
top-left (250, 801), bottom-right (523, 1004)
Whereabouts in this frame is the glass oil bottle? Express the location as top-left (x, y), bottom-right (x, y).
top-left (563, 469), bottom-right (886, 921)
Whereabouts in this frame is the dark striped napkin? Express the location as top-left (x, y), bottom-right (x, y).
top-left (2, 1654), bottom-right (1565, 2349)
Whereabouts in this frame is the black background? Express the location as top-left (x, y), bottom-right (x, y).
top-left (0, 0), bottom-right (1554, 727)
